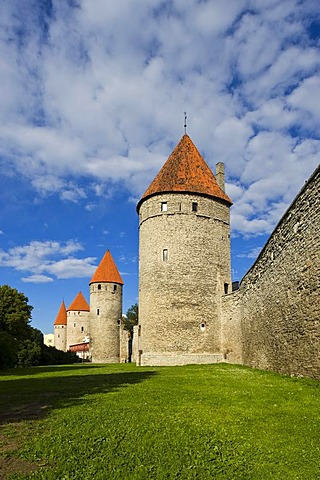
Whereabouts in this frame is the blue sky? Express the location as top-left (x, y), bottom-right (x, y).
top-left (0, 0), bottom-right (319, 334)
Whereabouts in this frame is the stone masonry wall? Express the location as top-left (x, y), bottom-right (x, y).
top-left (236, 166), bottom-right (320, 379)
top-left (66, 310), bottom-right (90, 348)
top-left (90, 282), bottom-right (122, 363)
top-left (138, 192), bottom-right (231, 366)
top-left (221, 290), bottom-right (243, 364)
top-left (54, 325), bottom-right (67, 352)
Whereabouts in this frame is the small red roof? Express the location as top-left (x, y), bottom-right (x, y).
top-left (54, 300), bottom-right (67, 326)
top-left (137, 134), bottom-right (232, 210)
top-left (67, 292), bottom-right (90, 312)
top-left (89, 250), bottom-right (124, 285)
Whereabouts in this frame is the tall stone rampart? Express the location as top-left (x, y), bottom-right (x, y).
top-left (221, 290), bottom-right (243, 364)
top-left (235, 166), bottom-right (319, 378)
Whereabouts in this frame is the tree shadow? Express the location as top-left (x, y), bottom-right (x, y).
top-left (0, 366), bottom-right (156, 425)
top-left (0, 364), bottom-right (106, 377)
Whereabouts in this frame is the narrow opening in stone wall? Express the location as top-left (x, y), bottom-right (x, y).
top-left (163, 249), bottom-right (168, 261)
top-left (161, 202), bottom-right (168, 212)
top-left (98, 284), bottom-right (101, 290)
top-left (200, 322), bottom-right (206, 332)
top-left (113, 284), bottom-right (117, 292)
top-left (97, 308), bottom-right (100, 315)
top-left (81, 326), bottom-right (84, 332)
top-left (192, 202), bottom-right (198, 212)
top-left (224, 283), bottom-right (229, 294)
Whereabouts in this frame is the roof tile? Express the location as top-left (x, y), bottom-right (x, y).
top-left (89, 250), bottom-right (124, 285)
top-left (138, 134), bottom-right (232, 209)
top-left (54, 300), bottom-right (67, 325)
top-left (67, 292), bottom-right (90, 312)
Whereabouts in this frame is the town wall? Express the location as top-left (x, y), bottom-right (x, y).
top-left (221, 290), bottom-right (243, 364)
top-left (120, 327), bottom-right (130, 363)
top-left (228, 166), bottom-right (320, 378)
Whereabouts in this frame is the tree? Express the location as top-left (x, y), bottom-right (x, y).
top-left (17, 339), bottom-right (42, 367)
top-left (0, 285), bottom-right (33, 369)
top-left (0, 285), bottom-right (33, 340)
top-left (122, 303), bottom-right (138, 332)
top-left (0, 284), bottom-right (80, 369)
top-left (0, 331), bottom-right (18, 369)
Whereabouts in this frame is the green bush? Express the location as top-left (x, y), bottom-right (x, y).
top-left (17, 340), bottom-right (42, 367)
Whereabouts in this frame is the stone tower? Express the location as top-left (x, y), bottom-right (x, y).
top-left (137, 134), bottom-right (232, 366)
top-left (54, 300), bottom-right (67, 351)
top-left (66, 291), bottom-right (90, 348)
top-left (89, 250), bottom-right (124, 363)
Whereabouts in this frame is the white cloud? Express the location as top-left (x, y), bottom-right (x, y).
top-left (22, 275), bottom-right (54, 284)
top-left (84, 203), bottom-right (96, 212)
top-left (0, 0), bottom-right (319, 237)
top-left (287, 76), bottom-right (320, 127)
top-left (237, 246), bottom-right (263, 259)
top-left (48, 258), bottom-right (96, 279)
top-left (0, 240), bottom-right (96, 282)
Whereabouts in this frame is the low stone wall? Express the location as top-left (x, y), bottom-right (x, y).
top-left (140, 353), bottom-right (225, 366)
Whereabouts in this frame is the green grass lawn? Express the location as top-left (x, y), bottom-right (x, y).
top-left (0, 363), bottom-right (319, 479)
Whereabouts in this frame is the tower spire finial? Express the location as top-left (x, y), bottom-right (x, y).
top-left (184, 111), bottom-right (187, 134)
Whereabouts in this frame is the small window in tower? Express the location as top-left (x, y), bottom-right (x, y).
top-left (58, 334), bottom-right (60, 338)
top-left (192, 202), bottom-right (198, 212)
top-left (161, 202), bottom-right (168, 212)
top-left (74, 323), bottom-right (76, 327)
top-left (81, 326), bottom-right (84, 332)
top-left (224, 283), bottom-right (229, 294)
top-left (97, 308), bottom-right (100, 315)
top-left (200, 322), bottom-right (206, 332)
top-left (98, 284), bottom-right (101, 290)
top-left (113, 284), bottom-right (117, 292)
top-left (138, 325), bottom-right (141, 336)
top-left (163, 249), bottom-right (168, 261)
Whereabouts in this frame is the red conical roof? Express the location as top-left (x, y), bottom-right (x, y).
top-left (54, 300), bottom-right (67, 326)
top-left (89, 250), bottom-right (124, 285)
top-left (67, 292), bottom-right (90, 312)
top-left (137, 134), bottom-right (232, 210)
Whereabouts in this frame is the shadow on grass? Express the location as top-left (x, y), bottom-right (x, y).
top-left (0, 364), bottom-right (104, 377)
top-left (0, 366), bottom-right (156, 425)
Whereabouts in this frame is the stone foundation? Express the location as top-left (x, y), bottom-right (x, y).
top-left (140, 353), bottom-right (225, 366)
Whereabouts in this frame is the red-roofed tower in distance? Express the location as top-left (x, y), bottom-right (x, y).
top-left (89, 250), bottom-right (124, 363)
top-left (54, 300), bottom-right (67, 352)
top-left (136, 134), bottom-right (233, 366)
top-left (66, 292), bottom-right (90, 349)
